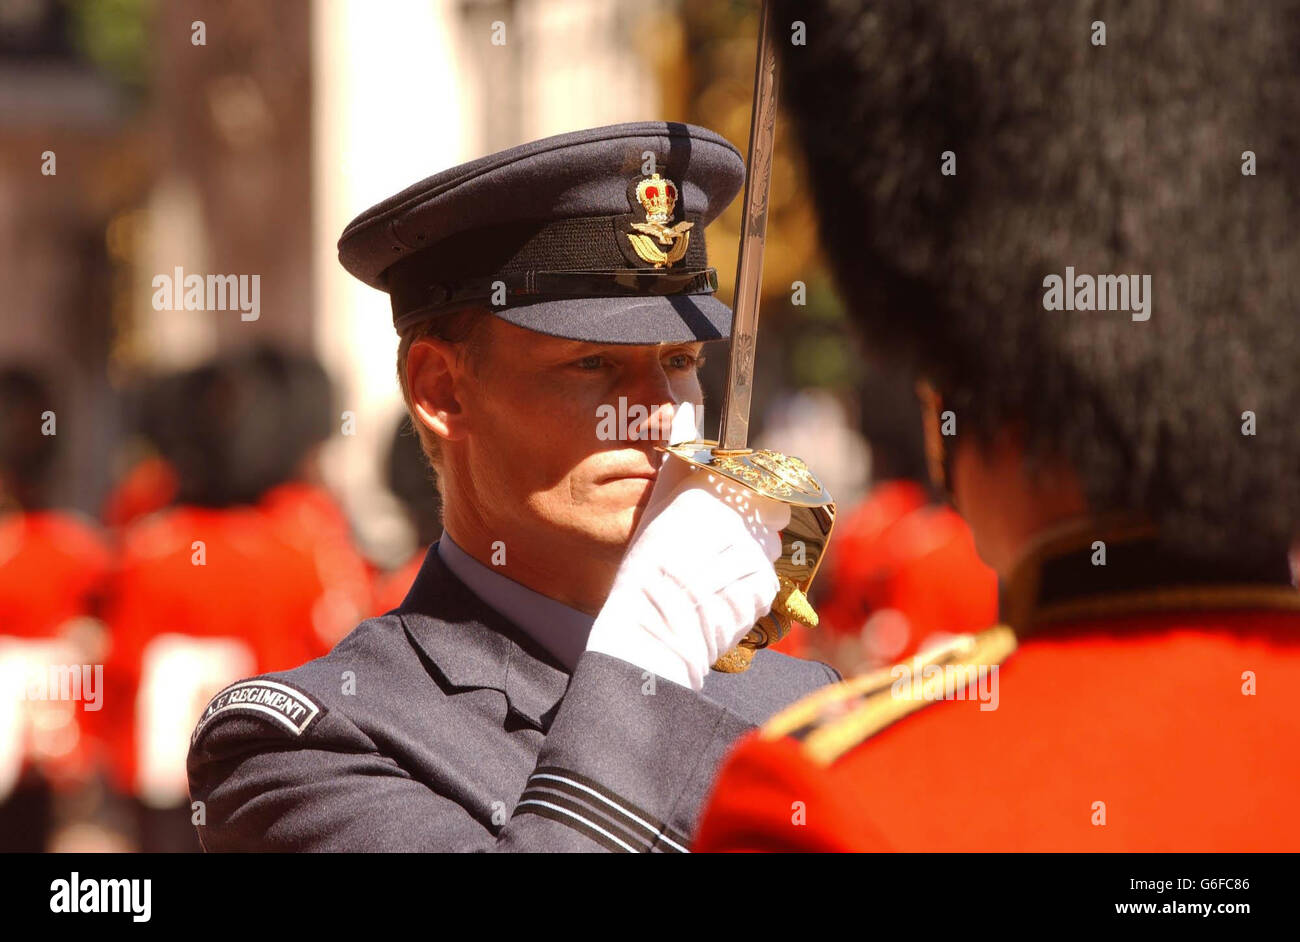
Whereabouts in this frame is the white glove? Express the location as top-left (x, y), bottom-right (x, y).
top-left (586, 402), bottom-right (791, 691)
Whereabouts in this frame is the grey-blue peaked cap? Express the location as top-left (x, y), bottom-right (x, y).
top-left (337, 121), bottom-right (745, 344)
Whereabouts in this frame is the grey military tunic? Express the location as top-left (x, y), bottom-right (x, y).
top-left (187, 540), bottom-right (839, 852)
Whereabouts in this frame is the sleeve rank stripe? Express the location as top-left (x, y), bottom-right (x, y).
top-left (512, 800), bottom-right (638, 853)
top-left (531, 766), bottom-right (691, 851)
top-left (518, 785), bottom-right (654, 852)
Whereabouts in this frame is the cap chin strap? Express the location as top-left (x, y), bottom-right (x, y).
top-left (390, 268), bottom-right (719, 333)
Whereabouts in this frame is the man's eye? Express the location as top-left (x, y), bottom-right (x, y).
top-left (667, 353), bottom-right (706, 371)
top-left (575, 355), bottom-right (606, 370)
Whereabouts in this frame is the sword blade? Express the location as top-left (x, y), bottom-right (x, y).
top-left (718, 0), bottom-right (779, 452)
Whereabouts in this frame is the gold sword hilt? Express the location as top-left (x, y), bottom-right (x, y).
top-left (657, 440), bottom-right (837, 673)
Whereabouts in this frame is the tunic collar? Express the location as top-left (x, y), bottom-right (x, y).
top-left (1000, 519), bottom-right (1300, 635)
top-left (435, 534), bottom-right (594, 672)
top-left (397, 541), bottom-right (573, 731)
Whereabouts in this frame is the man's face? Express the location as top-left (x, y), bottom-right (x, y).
top-left (445, 318), bottom-right (707, 562)
top-left (916, 382), bottom-right (1089, 578)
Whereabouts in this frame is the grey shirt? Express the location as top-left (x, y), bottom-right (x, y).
top-left (437, 533), bottom-right (592, 671)
top-left (187, 541), bottom-right (838, 852)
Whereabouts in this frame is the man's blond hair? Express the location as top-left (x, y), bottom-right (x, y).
top-left (395, 307), bottom-right (493, 473)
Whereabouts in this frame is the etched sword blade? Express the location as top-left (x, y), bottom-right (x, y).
top-left (718, 0), bottom-right (779, 452)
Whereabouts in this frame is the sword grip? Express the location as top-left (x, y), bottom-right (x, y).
top-left (657, 442), bottom-right (837, 674)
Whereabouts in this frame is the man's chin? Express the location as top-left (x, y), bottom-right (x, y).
top-left (568, 505), bottom-right (644, 554)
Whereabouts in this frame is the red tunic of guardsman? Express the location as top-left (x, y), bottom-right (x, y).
top-left (695, 525), bottom-right (1300, 851)
top-left (694, 0), bottom-right (1300, 854)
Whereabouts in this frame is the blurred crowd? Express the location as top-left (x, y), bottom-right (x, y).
top-left (0, 346), bottom-right (996, 852)
top-left (0, 347), bottom-right (440, 851)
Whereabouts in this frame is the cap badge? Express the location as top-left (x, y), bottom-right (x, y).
top-left (626, 173), bottom-right (694, 268)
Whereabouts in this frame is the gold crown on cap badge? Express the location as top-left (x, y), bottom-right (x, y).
top-left (627, 172), bottom-right (693, 268)
top-left (636, 172), bottom-right (678, 222)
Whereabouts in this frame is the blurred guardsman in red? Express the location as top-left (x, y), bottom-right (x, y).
top-left (816, 479), bottom-right (997, 670)
top-left (813, 369), bottom-right (997, 673)
top-left (101, 373), bottom-right (185, 531)
top-left (0, 366), bottom-right (111, 851)
top-left (695, 0), bottom-right (1300, 852)
top-left (96, 346), bottom-right (371, 851)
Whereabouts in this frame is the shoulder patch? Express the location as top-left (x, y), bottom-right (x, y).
top-left (758, 626), bottom-right (1018, 766)
top-left (192, 678), bottom-right (325, 746)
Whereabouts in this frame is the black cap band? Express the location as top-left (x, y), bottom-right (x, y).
top-left (382, 211), bottom-right (715, 330)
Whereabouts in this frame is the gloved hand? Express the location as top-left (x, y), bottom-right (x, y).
top-left (585, 402), bottom-right (791, 691)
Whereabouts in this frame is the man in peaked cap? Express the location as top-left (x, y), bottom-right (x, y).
top-left (187, 121), bottom-right (838, 852)
top-left (694, 1), bottom-right (1300, 852)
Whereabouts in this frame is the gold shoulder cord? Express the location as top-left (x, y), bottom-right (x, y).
top-left (759, 626), bottom-right (1019, 767)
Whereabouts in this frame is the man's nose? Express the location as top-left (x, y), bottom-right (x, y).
top-left (622, 364), bottom-right (678, 443)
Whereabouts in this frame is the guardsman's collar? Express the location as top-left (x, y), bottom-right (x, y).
top-left (396, 543), bottom-right (569, 731)
top-left (1001, 517), bottom-right (1300, 636)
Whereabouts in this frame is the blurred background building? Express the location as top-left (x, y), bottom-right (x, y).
top-left (1, 0), bottom-right (874, 554)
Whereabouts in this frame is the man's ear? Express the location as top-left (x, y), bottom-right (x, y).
top-left (915, 379), bottom-right (949, 496)
top-left (407, 338), bottom-right (470, 444)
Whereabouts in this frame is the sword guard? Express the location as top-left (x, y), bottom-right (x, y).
top-left (657, 440), bottom-right (838, 674)
top-left (659, 440), bottom-right (834, 507)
